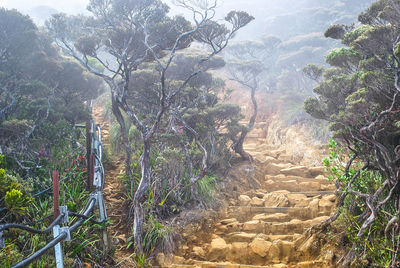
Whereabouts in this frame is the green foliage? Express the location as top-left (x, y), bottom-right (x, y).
top-left (0, 8), bottom-right (103, 177)
top-left (196, 175), bottom-right (218, 200)
top-left (325, 47), bottom-right (362, 69)
top-left (323, 140), bottom-right (395, 265)
top-left (4, 189), bottom-right (32, 217)
top-left (127, 214), bottom-right (172, 259)
top-left (309, 3), bottom-right (400, 264)
top-left (0, 144), bottom-right (107, 266)
top-left (142, 215), bottom-right (171, 253)
top-left (0, 157), bottom-right (32, 218)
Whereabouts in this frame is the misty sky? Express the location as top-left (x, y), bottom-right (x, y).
top-left (0, 0), bottom-right (262, 38)
top-left (0, 0), bottom-right (89, 14)
top-left (0, 0), bottom-right (373, 41)
top-left (0, 0), bottom-right (242, 14)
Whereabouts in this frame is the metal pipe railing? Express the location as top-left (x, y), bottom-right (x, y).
top-left (1, 111), bottom-right (108, 268)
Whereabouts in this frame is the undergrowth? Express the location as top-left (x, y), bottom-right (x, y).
top-left (0, 129), bottom-right (109, 267)
top-left (323, 139), bottom-right (399, 267)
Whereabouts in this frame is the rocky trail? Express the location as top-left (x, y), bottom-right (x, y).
top-left (92, 106), bottom-right (135, 267)
top-left (157, 122), bottom-right (337, 268)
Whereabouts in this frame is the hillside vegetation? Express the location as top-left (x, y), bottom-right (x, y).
top-left (0, 0), bottom-right (399, 267)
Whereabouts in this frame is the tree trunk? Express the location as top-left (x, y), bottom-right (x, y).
top-left (234, 86), bottom-right (258, 160)
top-left (133, 139), bottom-right (152, 253)
top-left (111, 95), bottom-right (133, 177)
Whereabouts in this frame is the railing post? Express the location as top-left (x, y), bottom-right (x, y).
top-left (52, 170), bottom-right (60, 220)
top-left (86, 120), bottom-right (92, 191)
top-left (52, 170), bottom-right (64, 268)
top-left (53, 225), bottom-right (64, 268)
top-left (89, 154), bottom-right (95, 191)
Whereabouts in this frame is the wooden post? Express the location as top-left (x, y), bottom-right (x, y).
top-left (86, 121), bottom-right (92, 190)
top-left (88, 154), bottom-right (95, 191)
top-left (52, 170), bottom-right (60, 220)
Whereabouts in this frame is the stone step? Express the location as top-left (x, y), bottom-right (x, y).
top-left (215, 216), bottom-right (329, 235)
top-left (205, 237), bottom-right (297, 265)
top-left (242, 217), bottom-right (329, 235)
top-left (296, 260), bottom-right (330, 268)
top-left (169, 261), bottom-right (329, 268)
top-left (238, 191), bottom-right (336, 208)
top-left (171, 261), bottom-right (276, 268)
top-left (264, 180), bottom-right (321, 192)
top-left (263, 180), bottom-right (335, 192)
top-left (247, 133), bottom-right (263, 139)
top-left (264, 175), bottom-right (331, 184)
top-left (226, 206), bottom-right (333, 222)
top-left (225, 232), bottom-right (301, 243)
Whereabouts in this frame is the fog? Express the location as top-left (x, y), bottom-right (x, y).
top-left (0, 0), bottom-right (374, 40)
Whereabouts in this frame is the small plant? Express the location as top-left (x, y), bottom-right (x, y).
top-left (127, 215), bottom-right (172, 255)
top-left (4, 188), bottom-right (32, 217)
top-left (196, 175), bottom-right (218, 200)
top-left (132, 251), bottom-right (152, 268)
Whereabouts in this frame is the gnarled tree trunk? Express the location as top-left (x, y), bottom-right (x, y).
top-left (111, 95), bottom-right (133, 177)
top-left (133, 139), bottom-right (152, 253)
top-left (234, 86), bottom-right (257, 160)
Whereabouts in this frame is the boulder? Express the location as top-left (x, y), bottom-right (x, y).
top-left (321, 184), bottom-right (336, 191)
top-left (243, 220), bottom-right (264, 232)
top-left (280, 166), bottom-right (310, 177)
top-left (309, 199), bottom-right (319, 218)
top-left (298, 234), bottom-right (319, 256)
top-left (239, 195), bottom-right (251, 206)
top-left (264, 192), bottom-right (290, 207)
top-left (280, 240), bottom-right (295, 261)
top-left (156, 253), bottom-right (173, 267)
top-left (315, 175), bottom-right (327, 181)
top-left (298, 181), bottom-right (321, 191)
top-left (279, 154), bottom-right (294, 163)
top-left (210, 237), bottom-right (228, 250)
top-left (322, 194), bottom-right (336, 202)
top-left (265, 163), bottom-right (291, 175)
top-left (265, 149), bottom-right (284, 159)
top-left (192, 246), bottom-right (205, 258)
top-left (251, 197), bottom-right (265, 207)
top-left (309, 166), bottom-right (326, 177)
top-left (286, 193), bottom-right (308, 207)
top-left (319, 199), bottom-right (333, 214)
top-left (230, 242), bottom-right (249, 263)
top-left (249, 237), bottom-right (272, 257)
top-left (265, 155), bottom-right (280, 163)
top-left (208, 237), bottom-right (230, 261)
top-left (228, 232), bottom-right (257, 243)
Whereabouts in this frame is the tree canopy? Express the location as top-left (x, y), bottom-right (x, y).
top-left (47, 0), bottom-right (253, 252)
top-left (305, 1), bottom-right (400, 265)
top-left (0, 8), bottom-right (103, 175)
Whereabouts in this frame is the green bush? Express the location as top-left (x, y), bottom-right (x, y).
top-left (196, 175), bottom-right (218, 201)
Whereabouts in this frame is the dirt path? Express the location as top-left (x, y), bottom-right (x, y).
top-left (92, 106), bottom-right (134, 267)
top-left (157, 122), bottom-right (337, 267)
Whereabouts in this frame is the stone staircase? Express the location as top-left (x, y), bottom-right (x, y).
top-left (157, 122), bottom-right (336, 268)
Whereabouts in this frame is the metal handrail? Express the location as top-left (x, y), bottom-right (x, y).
top-left (1, 113), bottom-right (108, 268)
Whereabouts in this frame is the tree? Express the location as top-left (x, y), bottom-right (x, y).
top-left (125, 49), bottom-right (243, 214)
top-left (47, 0), bottom-right (253, 252)
top-left (226, 59), bottom-right (263, 160)
top-left (0, 8), bottom-right (103, 176)
top-left (224, 39), bottom-right (280, 159)
top-left (305, 1), bottom-right (400, 265)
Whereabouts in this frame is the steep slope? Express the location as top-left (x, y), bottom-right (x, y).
top-left (157, 122), bottom-right (336, 267)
